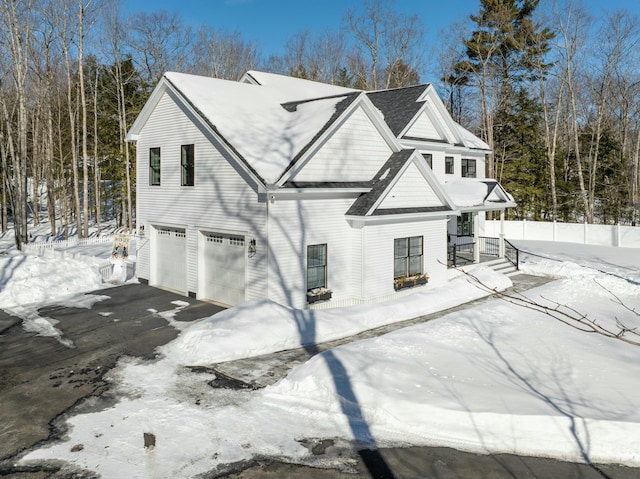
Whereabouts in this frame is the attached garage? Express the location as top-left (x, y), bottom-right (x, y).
top-left (199, 231), bottom-right (246, 306)
top-left (151, 226), bottom-right (187, 294)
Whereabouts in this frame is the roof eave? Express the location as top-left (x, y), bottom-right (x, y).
top-left (345, 209), bottom-right (459, 223)
top-left (457, 202), bottom-right (517, 212)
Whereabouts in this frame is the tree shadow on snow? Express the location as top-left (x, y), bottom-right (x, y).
top-left (466, 315), bottom-right (618, 479)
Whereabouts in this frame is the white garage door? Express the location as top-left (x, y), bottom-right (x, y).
top-left (201, 232), bottom-right (245, 306)
top-left (153, 226), bottom-right (187, 293)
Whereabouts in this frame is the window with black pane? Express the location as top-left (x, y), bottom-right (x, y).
top-left (457, 212), bottom-right (474, 236)
top-left (307, 244), bottom-right (327, 291)
top-left (461, 158), bottom-right (476, 178)
top-left (445, 156), bottom-right (454, 174)
top-left (149, 147), bottom-right (161, 186)
top-left (181, 144), bottom-right (195, 186)
top-left (394, 236), bottom-right (423, 279)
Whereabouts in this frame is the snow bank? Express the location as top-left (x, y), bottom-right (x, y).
top-left (166, 267), bottom-right (512, 365)
top-left (19, 241), bottom-right (640, 476)
top-left (264, 273), bottom-right (640, 465)
top-left (515, 240), bottom-right (640, 284)
top-left (0, 252), bottom-right (105, 343)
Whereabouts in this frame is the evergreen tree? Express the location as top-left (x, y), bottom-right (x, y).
top-left (496, 88), bottom-right (548, 219)
top-left (454, 0), bottom-right (554, 184)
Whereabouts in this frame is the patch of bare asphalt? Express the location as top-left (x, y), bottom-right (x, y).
top-left (0, 283), bottom-right (223, 478)
top-left (5, 277), bottom-right (639, 478)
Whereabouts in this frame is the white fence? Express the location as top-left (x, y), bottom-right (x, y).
top-left (482, 220), bottom-right (640, 248)
top-left (23, 235), bottom-right (136, 282)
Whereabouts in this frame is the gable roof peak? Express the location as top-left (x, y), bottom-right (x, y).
top-left (158, 71), bottom-right (355, 185)
top-left (240, 70), bottom-right (358, 102)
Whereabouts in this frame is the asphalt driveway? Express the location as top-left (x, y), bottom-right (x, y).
top-left (1, 280), bottom-right (638, 479)
top-left (0, 283), bottom-right (224, 472)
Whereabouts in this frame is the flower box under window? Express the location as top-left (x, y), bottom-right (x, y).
top-left (394, 274), bottom-right (429, 291)
top-left (307, 288), bottom-right (332, 304)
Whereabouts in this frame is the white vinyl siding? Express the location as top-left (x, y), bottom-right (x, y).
top-left (268, 196), bottom-right (357, 309)
top-left (378, 161), bottom-right (443, 209)
top-left (136, 90), bottom-right (266, 301)
top-left (290, 107), bottom-right (393, 182)
top-left (405, 112), bottom-right (443, 140)
top-left (361, 219), bottom-right (448, 299)
top-left (425, 98), bottom-right (457, 143)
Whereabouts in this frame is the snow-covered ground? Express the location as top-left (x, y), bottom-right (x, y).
top-left (1, 229), bottom-right (639, 477)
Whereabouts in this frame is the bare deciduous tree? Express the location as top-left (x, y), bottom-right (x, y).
top-left (129, 10), bottom-right (192, 85)
top-left (344, 0), bottom-right (425, 89)
top-left (0, 0), bottom-right (33, 248)
top-left (275, 29), bottom-right (350, 85)
top-left (189, 26), bottom-right (261, 81)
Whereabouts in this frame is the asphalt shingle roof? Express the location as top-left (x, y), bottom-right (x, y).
top-left (345, 150), bottom-right (415, 216)
top-left (367, 85), bottom-right (428, 137)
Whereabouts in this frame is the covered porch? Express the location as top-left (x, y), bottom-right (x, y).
top-left (443, 178), bottom-right (517, 269)
top-left (447, 228), bottom-right (519, 268)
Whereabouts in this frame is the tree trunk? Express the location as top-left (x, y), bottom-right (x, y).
top-left (93, 66), bottom-right (101, 235)
top-left (78, 0), bottom-right (89, 238)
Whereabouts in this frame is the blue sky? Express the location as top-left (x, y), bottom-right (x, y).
top-left (122, 0), bottom-right (640, 62)
top-left (121, 1), bottom-right (487, 56)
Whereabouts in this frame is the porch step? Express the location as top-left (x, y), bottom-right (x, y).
top-left (482, 257), bottom-right (520, 277)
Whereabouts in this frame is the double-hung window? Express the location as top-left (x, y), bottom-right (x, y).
top-left (445, 156), bottom-right (454, 174)
top-left (181, 144), bottom-right (195, 186)
top-left (149, 147), bottom-right (161, 186)
top-left (422, 153), bottom-right (433, 168)
top-left (394, 236), bottom-right (423, 279)
top-left (307, 244), bottom-right (327, 291)
top-left (461, 159), bottom-right (476, 178)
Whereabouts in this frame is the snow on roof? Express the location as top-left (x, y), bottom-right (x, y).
top-left (242, 70), bottom-right (357, 102)
top-left (443, 178), bottom-right (514, 208)
top-left (165, 72), bottom-right (351, 184)
top-left (455, 123), bottom-right (491, 150)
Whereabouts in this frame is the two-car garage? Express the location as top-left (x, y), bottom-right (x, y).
top-left (150, 226), bottom-right (246, 306)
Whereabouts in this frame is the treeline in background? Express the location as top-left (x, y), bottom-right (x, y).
top-left (1, 0), bottom-right (638, 249)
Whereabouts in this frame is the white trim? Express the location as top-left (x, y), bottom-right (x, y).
top-left (276, 93), bottom-right (403, 186)
top-left (346, 211), bottom-right (457, 225)
top-left (400, 138), bottom-right (453, 151)
top-left (458, 203), bottom-right (516, 213)
top-left (129, 76), bottom-right (266, 194)
top-left (365, 151), bottom-right (458, 216)
top-left (271, 188), bottom-right (369, 196)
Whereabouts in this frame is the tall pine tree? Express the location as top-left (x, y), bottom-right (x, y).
top-left (453, 0), bottom-right (554, 200)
